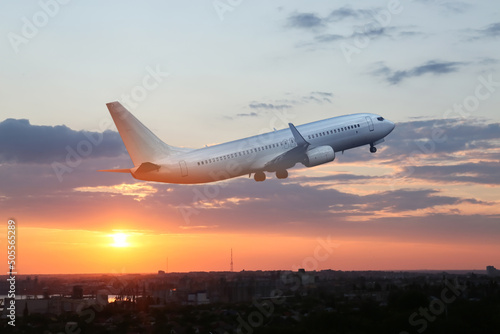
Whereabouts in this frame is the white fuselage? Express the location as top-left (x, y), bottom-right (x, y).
top-left (129, 113), bottom-right (395, 184)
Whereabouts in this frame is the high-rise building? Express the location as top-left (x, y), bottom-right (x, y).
top-left (486, 266), bottom-right (499, 276)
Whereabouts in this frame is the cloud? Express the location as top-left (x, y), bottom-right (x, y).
top-left (478, 58), bottom-right (499, 66)
top-left (463, 22), bottom-right (500, 41)
top-left (311, 91), bottom-right (333, 97)
top-left (140, 178), bottom-right (499, 243)
top-left (236, 112), bottom-right (258, 117)
top-left (361, 188), bottom-right (491, 212)
top-left (74, 183), bottom-right (157, 201)
top-left (287, 7), bottom-right (423, 49)
top-left (324, 117), bottom-right (499, 188)
top-left (384, 119), bottom-right (500, 156)
top-left (314, 34), bottom-right (344, 43)
top-left (4, 163), bottom-right (498, 245)
top-left (0, 118), bottom-right (126, 164)
top-left (370, 60), bottom-right (466, 84)
top-left (286, 7), bottom-right (374, 30)
top-left (303, 91), bottom-right (334, 104)
top-left (400, 162), bottom-right (500, 185)
top-left (232, 102), bottom-right (292, 119)
top-left (1, 116), bottom-right (498, 245)
top-left (340, 118), bottom-right (500, 162)
top-left (351, 26), bottom-right (389, 39)
top-left (474, 22), bottom-right (500, 39)
top-left (287, 13), bottom-right (325, 29)
top-left (311, 26), bottom-right (422, 46)
top-left (328, 6), bottom-right (373, 22)
top-left (416, 0), bottom-right (472, 14)
top-left (233, 92), bottom-right (334, 118)
top-left (248, 103), bottom-right (292, 110)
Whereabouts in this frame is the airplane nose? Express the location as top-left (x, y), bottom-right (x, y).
top-left (387, 120), bottom-right (395, 133)
top-left (388, 121), bottom-right (396, 131)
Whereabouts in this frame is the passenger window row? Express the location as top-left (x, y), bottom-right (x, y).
top-left (197, 138), bottom-right (296, 166)
top-left (307, 123), bottom-right (360, 140)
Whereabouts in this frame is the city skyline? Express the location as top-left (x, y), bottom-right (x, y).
top-left (0, 1), bottom-right (499, 274)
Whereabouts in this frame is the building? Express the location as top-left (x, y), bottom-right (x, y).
top-left (486, 266), bottom-right (499, 277)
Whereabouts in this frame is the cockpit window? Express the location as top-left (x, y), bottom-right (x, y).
top-left (377, 117), bottom-right (384, 121)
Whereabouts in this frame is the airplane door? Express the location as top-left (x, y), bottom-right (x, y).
top-left (179, 160), bottom-right (188, 177)
top-left (283, 139), bottom-right (289, 149)
top-left (365, 116), bottom-right (374, 131)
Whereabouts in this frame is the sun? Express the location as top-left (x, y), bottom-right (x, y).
top-left (111, 233), bottom-right (129, 247)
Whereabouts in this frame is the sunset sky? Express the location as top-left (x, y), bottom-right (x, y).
top-left (1, 0), bottom-right (499, 274)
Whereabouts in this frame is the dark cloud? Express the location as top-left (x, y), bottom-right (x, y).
top-left (0, 155), bottom-right (133, 196)
top-left (465, 22), bottom-right (500, 41)
top-left (236, 112), bottom-right (258, 117)
top-left (287, 7), bottom-right (423, 49)
top-left (329, 118), bottom-right (500, 187)
top-left (1, 116), bottom-right (498, 243)
top-left (300, 91), bottom-right (334, 104)
top-left (328, 6), bottom-right (373, 22)
top-left (156, 178), bottom-right (477, 222)
top-left (314, 34), bottom-right (343, 43)
top-left (397, 30), bottom-right (424, 38)
top-left (400, 162), bottom-right (500, 185)
top-left (0, 118), bottom-right (126, 164)
top-left (371, 60), bottom-right (466, 84)
top-left (291, 173), bottom-right (373, 184)
top-left (3, 163), bottom-right (499, 245)
top-left (476, 22), bottom-right (500, 38)
top-left (314, 26), bottom-right (421, 45)
top-left (384, 119), bottom-right (500, 156)
top-left (235, 92), bottom-right (334, 118)
top-left (287, 7), bottom-right (374, 30)
top-left (362, 189), bottom-right (491, 212)
top-left (287, 13), bottom-right (325, 29)
top-left (135, 178), bottom-right (499, 242)
top-left (311, 91), bottom-right (333, 97)
top-left (351, 26), bottom-right (389, 39)
top-left (341, 117), bottom-right (499, 156)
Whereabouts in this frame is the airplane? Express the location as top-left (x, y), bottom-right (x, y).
top-left (99, 102), bottom-right (395, 183)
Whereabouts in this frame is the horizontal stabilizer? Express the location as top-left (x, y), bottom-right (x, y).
top-left (135, 162), bottom-right (161, 173)
top-left (98, 168), bottom-right (131, 173)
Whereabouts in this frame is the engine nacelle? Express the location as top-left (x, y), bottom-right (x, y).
top-left (304, 145), bottom-right (335, 167)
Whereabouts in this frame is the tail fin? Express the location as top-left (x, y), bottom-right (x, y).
top-left (106, 102), bottom-right (174, 166)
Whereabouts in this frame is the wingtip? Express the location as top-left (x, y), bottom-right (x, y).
top-left (106, 101), bottom-right (122, 109)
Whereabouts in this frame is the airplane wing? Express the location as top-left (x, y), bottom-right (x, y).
top-left (263, 146), bottom-right (305, 172)
top-left (262, 123), bottom-right (311, 172)
top-left (288, 122), bottom-right (310, 147)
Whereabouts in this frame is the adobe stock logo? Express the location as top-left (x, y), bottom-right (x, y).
top-left (400, 279), bottom-right (466, 334)
top-left (212, 0), bottom-right (244, 21)
top-left (7, 0), bottom-right (72, 54)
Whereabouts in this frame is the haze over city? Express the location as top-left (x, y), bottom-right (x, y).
top-left (1, 0), bottom-right (499, 275)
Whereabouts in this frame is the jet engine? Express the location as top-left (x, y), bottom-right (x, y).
top-left (303, 146), bottom-right (335, 167)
